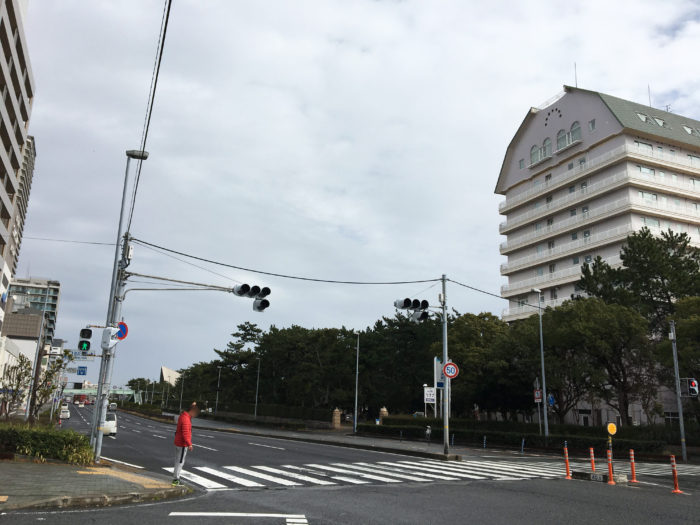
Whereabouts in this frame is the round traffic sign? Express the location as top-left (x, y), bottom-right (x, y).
top-left (607, 422), bottom-right (617, 436)
top-left (117, 322), bottom-right (128, 340)
top-left (443, 362), bottom-right (459, 379)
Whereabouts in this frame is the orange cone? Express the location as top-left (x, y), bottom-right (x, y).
top-left (629, 449), bottom-right (638, 483)
top-left (671, 455), bottom-right (682, 494)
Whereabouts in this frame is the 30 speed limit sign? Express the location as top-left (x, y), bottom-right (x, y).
top-left (443, 362), bottom-right (459, 379)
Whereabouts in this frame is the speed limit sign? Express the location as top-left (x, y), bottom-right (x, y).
top-left (443, 362), bottom-right (459, 379)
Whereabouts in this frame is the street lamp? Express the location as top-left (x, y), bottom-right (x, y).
top-left (215, 366), bottom-right (223, 415)
top-left (254, 357), bottom-right (261, 419)
top-left (532, 288), bottom-right (549, 437)
top-left (354, 332), bottom-right (360, 434)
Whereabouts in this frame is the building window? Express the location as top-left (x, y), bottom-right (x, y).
top-left (579, 157), bottom-right (586, 168)
top-left (535, 221), bottom-right (543, 231)
top-left (583, 229), bottom-right (591, 238)
top-left (548, 263), bottom-right (556, 273)
top-left (642, 216), bottom-right (660, 228)
top-left (689, 155), bottom-right (700, 167)
top-left (530, 145), bottom-right (539, 165)
top-left (639, 190), bottom-right (657, 201)
top-left (536, 267), bottom-right (544, 276)
top-left (543, 138), bottom-right (552, 158)
top-left (571, 232), bottom-right (578, 240)
top-left (568, 162), bottom-right (574, 170)
top-left (637, 165), bottom-right (655, 177)
top-left (546, 217), bottom-right (554, 227)
top-left (584, 255), bottom-right (592, 264)
top-left (545, 173), bottom-right (552, 183)
top-left (588, 119), bottom-right (596, 132)
top-left (683, 125), bottom-right (694, 135)
top-left (550, 288), bottom-right (558, 300)
top-left (570, 209), bottom-right (577, 217)
top-left (635, 140), bottom-right (653, 153)
top-left (536, 244), bottom-right (545, 254)
top-left (569, 185), bottom-right (576, 194)
top-left (582, 205), bottom-right (589, 216)
top-left (557, 129), bottom-right (567, 150)
top-left (548, 240), bottom-right (555, 249)
top-left (546, 195), bottom-right (553, 205)
top-left (572, 256), bottom-right (580, 265)
top-left (570, 121), bottom-right (582, 142)
top-left (636, 112), bottom-right (651, 124)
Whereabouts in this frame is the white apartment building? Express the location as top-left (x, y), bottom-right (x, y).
top-left (496, 86), bottom-right (700, 322)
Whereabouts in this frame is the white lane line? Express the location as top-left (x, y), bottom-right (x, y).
top-left (132, 429), bottom-right (141, 433)
top-left (420, 460), bottom-right (525, 480)
top-left (395, 461), bottom-right (488, 480)
top-left (224, 466), bottom-right (301, 486)
top-left (283, 465), bottom-right (370, 485)
top-left (370, 462), bottom-right (458, 481)
top-left (254, 465), bottom-right (336, 485)
top-left (455, 461), bottom-right (550, 478)
top-left (163, 467), bottom-right (226, 489)
top-left (345, 463), bottom-right (435, 482)
top-left (169, 514), bottom-right (307, 519)
top-left (135, 422), bottom-right (142, 425)
top-left (193, 444), bottom-right (218, 452)
top-left (147, 425), bottom-right (155, 428)
top-left (107, 436), bottom-right (116, 440)
top-left (194, 466), bottom-right (264, 487)
top-left (248, 442), bottom-right (285, 450)
top-left (308, 464), bottom-right (402, 483)
top-left (198, 434), bottom-right (215, 439)
top-left (101, 457), bottom-right (144, 469)
top-left (153, 434), bottom-right (166, 439)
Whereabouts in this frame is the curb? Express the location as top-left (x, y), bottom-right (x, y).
top-left (570, 470), bottom-right (628, 484)
top-left (119, 409), bottom-right (463, 461)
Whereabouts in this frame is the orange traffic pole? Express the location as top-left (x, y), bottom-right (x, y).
top-left (589, 447), bottom-right (596, 472)
top-left (629, 449), bottom-right (638, 483)
top-left (607, 449), bottom-right (615, 485)
top-left (564, 445), bottom-right (572, 480)
top-left (671, 455), bottom-right (683, 494)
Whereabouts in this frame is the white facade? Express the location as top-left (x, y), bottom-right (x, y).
top-left (496, 87), bottom-right (700, 322)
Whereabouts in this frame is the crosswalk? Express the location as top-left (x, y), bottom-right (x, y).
top-left (569, 460), bottom-right (700, 478)
top-left (164, 459), bottom-right (570, 491)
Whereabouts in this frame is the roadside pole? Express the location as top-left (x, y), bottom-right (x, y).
top-left (441, 274), bottom-right (449, 456)
top-left (670, 320), bottom-right (687, 463)
top-left (353, 332), bottom-right (359, 434)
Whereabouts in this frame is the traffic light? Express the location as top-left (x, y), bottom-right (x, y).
top-left (394, 298), bottom-right (430, 323)
top-left (689, 378), bottom-right (699, 397)
top-left (232, 284), bottom-right (271, 312)
top-left (101, 327), bottom-right (120, 350)
top-left (78, 328), bottom-right (92, 352)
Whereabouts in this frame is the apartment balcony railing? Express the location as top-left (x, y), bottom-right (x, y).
top-left (500, 255), bottom-right (623, 296)
top-left (499, 143), bottom-right (700, 213)
top-left (500, 224), bottom-right (635, 274)
top-left (501, 297), bottom-right (569, 320)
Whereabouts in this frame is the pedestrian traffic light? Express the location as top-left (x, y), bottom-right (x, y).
top-left (689, 378), bottom-right (699, 397)
top-left (232, 284), bottom-right (271, 311)
top-left (393, 298), bottom-right (430, 322)
top-left (78, 328), bottom-right (92, 352)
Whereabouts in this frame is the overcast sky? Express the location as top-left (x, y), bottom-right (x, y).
top-left (19, 0), bottom-right (700, 386)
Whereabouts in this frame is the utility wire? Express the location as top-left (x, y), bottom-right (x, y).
top-left (125, 0), bottom-right (173, 233)
top-left (131, 238), bottom-right (441, 285)
top-left (448, 278), bottom-right (541, 309)
top-left (24, 236), bottom-right (113, 246)
top-left (125, 271), bottom-right (232, 291)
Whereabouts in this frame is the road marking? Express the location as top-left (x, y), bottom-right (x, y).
top-left (308, 464), bottom-right (402, 483)
top-left (153, 435), bottom-right (166, 439)
top-left (101, 457), bottom-right (144, 469)
top-left (395, 461), bottom-right (487, 479)
top-left (248, 442), bottom-right (285, 450)
top-left (254, 465), bottom-right (336, 485)
top-left (147, 425), bottom-right (155, 428)
top-left (193, 444), bottom-right (218, 452)
top-left (369, 462), bottom-right (458, 480)
top-left (169, 513), bottom-right (307, 519)
top-left (198, 434), bottom-right (215, 438)
top-left (224, 466), bottom-right (301, 486)
top-left (107, 436), bottom-right (116, 440)
top-left (163, 468), bottom-right (226, 489)
top-left (343, 463), bottom-right (433, 482)
top-left (132, 429), bottom-right (141, 433)
top-left (283, 465), bottom-right (370, 485)
top-left (135, 422), bottom-right (142, 425)
top-left (420, 460), bottom-right (524, 480)
top-left (194, 467), bottom-right (264, 487)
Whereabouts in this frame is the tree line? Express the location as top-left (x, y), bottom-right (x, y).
top-left (128, 228), bottom-right (700, 426)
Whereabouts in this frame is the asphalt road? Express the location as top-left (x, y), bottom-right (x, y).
top-left (10, 403), bottom-right (699, 524)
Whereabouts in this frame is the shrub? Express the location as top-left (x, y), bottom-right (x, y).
top-left (0, 423), bottom-right (93, 464)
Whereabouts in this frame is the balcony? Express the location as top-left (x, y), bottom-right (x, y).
top-left (502, 297), bottom-right (569, 321)
top-left (501, 255), bottom-right (623, 297)
top-left (498, 143), bottom-right (700, 213)
top-left (500, 224), bottom-right (635, 274)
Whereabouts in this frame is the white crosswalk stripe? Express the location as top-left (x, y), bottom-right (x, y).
top-left (161, 458), bottom-right (581, 491)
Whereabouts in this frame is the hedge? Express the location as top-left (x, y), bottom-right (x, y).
top-left (0, 423), bottom-right (93, 464)
top-left (358, 423), bottom-right (666, 455)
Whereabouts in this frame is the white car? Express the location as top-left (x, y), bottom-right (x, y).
top-left (108, 402), bottom-right (117, 411)
top-left (78, 402), bottom-right (85, 408)
top-left (103, 412), bottom-right (117, 436)
top-left (59, 408), bottom-right (70, 419)
top-left (61, 402), bottom-right (69, 410)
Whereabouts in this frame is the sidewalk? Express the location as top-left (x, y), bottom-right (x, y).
top-left (0, 459), bottom-right (189, 511)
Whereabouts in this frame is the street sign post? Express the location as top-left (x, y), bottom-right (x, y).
top-left (443, 362), bottom-right (459, 379)
top-left (424, 386), bottom-right (436, 404)
top-left (534, 389), bottom-right (542, 403)
top-left (116, 322), bottom-right (128, 340)
top-left (548, 393), bottom-right (555, 407)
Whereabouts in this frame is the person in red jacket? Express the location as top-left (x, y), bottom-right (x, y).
top-left (172, 401), bottom-right (200, 486)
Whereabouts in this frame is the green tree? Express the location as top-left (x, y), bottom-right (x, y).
top-left (31, 349), bottom-right (73, 422)
top-left (0, 354), bottom-right (32, 421)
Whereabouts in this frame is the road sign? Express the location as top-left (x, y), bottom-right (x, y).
top-left (443, 362), bottom-right (459, 379)
top-left (77, 366), bottom-right (87, 376)
top-left (534, 389), bottom-right (542, 403)
top-left (117, 322), bottom-right (128, 340)
top-left (65, 367), bottom-right (77, 374)
top-left (424, 386), bottom-right (436, 404)
top-left (607, 422), bottom-right (617, 436)
top-left (548, 393), bottom-right (555, 406)
top-left (434, 357), bottom-right (445, 389)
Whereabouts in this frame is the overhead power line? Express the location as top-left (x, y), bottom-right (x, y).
top-left (24, 236), bottom-right (113, 246)
top-left (131, 238), bottom-right (441, 286)
top-left (126, 0), bottom-right (173, 233)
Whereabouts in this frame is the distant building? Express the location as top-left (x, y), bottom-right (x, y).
top-left (7, 278), bottom-right (60, 342)
top-left (160, 366), bottom-right (180, 386)
top-left (496, 86), bottom-right (700, 322)
top-left (0, 0), bottom-right (36, 329)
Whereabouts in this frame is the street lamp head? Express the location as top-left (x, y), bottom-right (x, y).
top-left (126, 149), bottom-right (149, 160)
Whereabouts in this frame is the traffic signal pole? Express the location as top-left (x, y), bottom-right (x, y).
top-left (441, 274), bottom-right (449, 456)
top-left (670, 320), bottom-right (687, 463)
top-left (90, 150), bottom-right (147, 461)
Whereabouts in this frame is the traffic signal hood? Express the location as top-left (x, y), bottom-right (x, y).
top-left (232, 284), bottom-right (271, 311)
top-left (394, 297), bottom-right (430, 323)
top-left (689, 379), bottom-right (699, 397)
top-left (78, 328), bottom-right (92, 352)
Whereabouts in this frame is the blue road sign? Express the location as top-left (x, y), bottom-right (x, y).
top-left (548, 393), bottom-right (555, 406)
top-left (77, 366), bottom-right (87, 376)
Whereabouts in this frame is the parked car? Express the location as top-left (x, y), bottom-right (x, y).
top-left (61, 402), bottom-right (69, 410)
top-left (59, 408), bottom-right (70, 419)
top-left (108, 402), bottom-right (117, 411)
top-left (103, 412), bottom-right (117, 436)
top-left (78, 402), bottom-right (85, 408)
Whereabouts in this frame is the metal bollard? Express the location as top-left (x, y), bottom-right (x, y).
top-left (629, 449), bottom-right (638, 483)
top-left (607, 449), bottom-right (615, 485)
top-left (425, 426), bottom-right (432, 442)
top-left (671, 455), bottom-right (683, 494)
top-left (589, 447), bottom-right (595, 473)
top-left (521, 438), bottom-right (525, 454)
top-left (563, 445), bottom-right (572, 480)
top-left (399, 430), bottom-right (403, 442)
top-left (451, 433), bottom-right (455, 447)
top-left (483, 435), bottom-right (486, 449)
